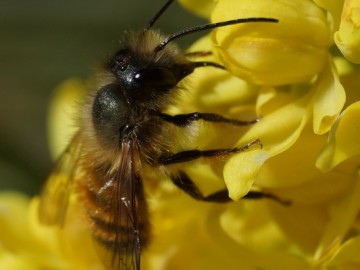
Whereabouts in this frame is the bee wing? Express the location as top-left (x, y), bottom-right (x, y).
top-left (94, 140), bottom-right (149, 270)
top-left (38, 133), bottom-right (82, 226)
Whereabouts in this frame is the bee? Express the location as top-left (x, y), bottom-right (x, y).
top-left (38, 0), bottom-right (280, 269)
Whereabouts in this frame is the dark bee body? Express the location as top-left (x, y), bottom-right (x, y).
top-left (38, 1), bottom-right (280, 270)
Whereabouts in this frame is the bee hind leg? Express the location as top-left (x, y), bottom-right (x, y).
top-left (170, 170), bottom-right (230, 203)
top-left (170, 171), bottom-right (290, 205)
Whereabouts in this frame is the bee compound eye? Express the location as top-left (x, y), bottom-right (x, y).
top-left (92, 84), bottom-right (130, 133)
top-left (110, 49), bottom-right (131, 72)
top-left (134, 67), bottom-right (178, 90)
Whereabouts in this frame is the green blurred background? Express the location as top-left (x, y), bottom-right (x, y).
top-left (0, 0), bottom-right (206, 195)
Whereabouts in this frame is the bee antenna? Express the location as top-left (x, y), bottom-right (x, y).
top-left (144, 0), bottom-right (176, 32)
top-left (154, 17), bottom-right (278, 52)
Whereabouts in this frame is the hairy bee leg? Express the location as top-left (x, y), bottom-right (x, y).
top-left (159, 139), bottom-right (262, 165)
top-left (158, 112), bottom-right (259, 127)
top-left (171, 171), bottom-right (290, 205)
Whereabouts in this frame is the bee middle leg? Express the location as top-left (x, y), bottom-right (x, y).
top-left (159, 139), bottom-right (262, 165)
top-left (158, 112), bottom-right (259, 127)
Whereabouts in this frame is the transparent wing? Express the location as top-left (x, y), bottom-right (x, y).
top-left (93, 140), bottom-right (149, 270)
top-left (38, 133), bottom-right (82, 226)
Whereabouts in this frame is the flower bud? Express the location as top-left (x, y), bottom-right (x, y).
top-left (210, 0), bottom-right (332, 85)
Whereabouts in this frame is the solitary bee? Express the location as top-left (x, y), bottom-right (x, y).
top-left (39, 0), bottom-right (280, 269)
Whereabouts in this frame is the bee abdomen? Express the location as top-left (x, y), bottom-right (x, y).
top-left (93, 217), bottom-right (148, 248)
top-left (78, 177), bottom-right (150, 251)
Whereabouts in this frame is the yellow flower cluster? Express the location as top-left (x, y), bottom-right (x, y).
top-left (1, 0), bottom-right (360, 269)
top-left (175, 0), bottom-right (360, 268)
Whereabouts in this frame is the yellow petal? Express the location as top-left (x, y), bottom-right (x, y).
top-left (224, 90), bottom-right (311, 196)
top-left (316, 101), bottom-right (360, 171)
top-left (314, 169), bottom-right (360, 262)
top-left (149, 191), bottom-right (310, 270)
top-left (0, 192), bottom-right (32, 252)
top-left (326, 236), bottom-right (360, 269)
top-left (47, 78), bottom-right (85, 158)
top-left (255, 126), bottom-right (327, 189)
top-left (335, 0), bottom-right (360, 63)
top-left (270, 169), bottom-right (354, 205)
top-left (334, 58), bottom-right (360, 108)
top-left (268, 201), bottom-right (328, 253)
top-left (0, 193), bottom-right (70, 269)
top-left (313, 0), bottom-right (344, 29)
top-left (312, 58), bottom-right (346, 135)
top-left (180, 36), bottom-right (258, 116)
top-left (224, 148), bottom-right (265, 199)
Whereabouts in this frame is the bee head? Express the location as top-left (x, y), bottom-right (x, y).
top-left (106, 32), bottom-right (195, 106)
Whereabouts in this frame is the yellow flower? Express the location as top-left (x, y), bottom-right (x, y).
top-left (0, 192), bottom-right (69, 270)
top-left (183, 0), bottom-right (333, 85)
top-left (2, 0), bottom-right (360, 269)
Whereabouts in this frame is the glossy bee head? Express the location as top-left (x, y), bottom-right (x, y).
top-left (106, 32), bottom-right (195, 105)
